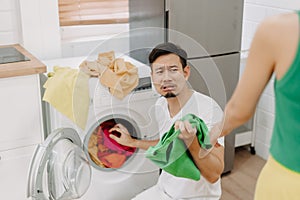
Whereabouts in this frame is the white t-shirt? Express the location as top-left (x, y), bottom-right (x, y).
top-left (155, 91), bottom-right (224, 199)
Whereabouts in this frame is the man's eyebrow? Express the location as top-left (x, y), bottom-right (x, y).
top-left (153, 66), bottom-right (164, 70)
top-left (153, 64), bottom-right (179, 69)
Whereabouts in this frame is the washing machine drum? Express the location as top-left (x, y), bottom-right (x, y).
top-left (27, 128), bottom-right (91, 200)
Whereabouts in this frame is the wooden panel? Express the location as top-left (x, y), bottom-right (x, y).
top-left (58, 0), bottom-right (129, 26)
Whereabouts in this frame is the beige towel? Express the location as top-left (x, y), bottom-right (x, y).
top-left (80, 51), bottom-right (138, 99)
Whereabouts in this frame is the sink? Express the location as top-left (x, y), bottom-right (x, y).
top-left (0, 46), bottom-right (30, 64)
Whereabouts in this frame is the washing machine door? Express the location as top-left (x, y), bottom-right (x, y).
top-left (27, 128), bottom-right (91, 200)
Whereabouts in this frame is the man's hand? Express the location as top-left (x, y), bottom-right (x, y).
top-left (175, 120), bottom-right (197, 148)
top-left (109, 123), bottom-right (136, 147)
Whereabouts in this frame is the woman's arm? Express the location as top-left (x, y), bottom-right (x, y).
top-left (215, 16), bottom-right (277, 139)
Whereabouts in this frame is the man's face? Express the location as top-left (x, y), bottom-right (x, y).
top-left (151, 53), bottom-right (189, 98)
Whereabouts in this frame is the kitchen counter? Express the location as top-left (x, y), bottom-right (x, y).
top-left (0, 44), bottom-right (46, 78)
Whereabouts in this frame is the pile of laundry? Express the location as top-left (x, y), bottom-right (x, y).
top-left (43, 51), bottom-right (139, 130)
top-left (87, 119), bottom-right (136, 169)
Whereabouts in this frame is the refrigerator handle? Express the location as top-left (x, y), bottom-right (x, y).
top-left (165, 10), bottom-right (169, 42)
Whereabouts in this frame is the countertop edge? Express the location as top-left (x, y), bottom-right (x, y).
top-left (0, 44), bottom-right (47, 78)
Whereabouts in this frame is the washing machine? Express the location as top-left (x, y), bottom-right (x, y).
top-left (27, 55), bottom-right (161, 200)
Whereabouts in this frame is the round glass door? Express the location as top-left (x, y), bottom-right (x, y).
top-left (84, 115), bottom-right (139, 170)
top-left (27, 128), bottom-right (91, 200)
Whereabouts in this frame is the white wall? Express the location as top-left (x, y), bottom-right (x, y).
top-left (18, 0), bottom-right (61, 59)
top-left (241, 0), bottom-right (299, 159)
top-left (0, 0), bottom-right (20, 45)
top-left (0, 0), bottom-right (61, 59)
top-left (241, 0), bottom-right (299, 51)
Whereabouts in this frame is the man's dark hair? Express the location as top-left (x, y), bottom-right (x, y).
top-left (148, 42), bottom-right (188, 68)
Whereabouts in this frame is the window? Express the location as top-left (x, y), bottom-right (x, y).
top-left (58, 0), bottom-right (129, 26)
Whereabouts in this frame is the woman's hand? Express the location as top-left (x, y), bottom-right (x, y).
top-left (109, 123), bottom-right (136, 147)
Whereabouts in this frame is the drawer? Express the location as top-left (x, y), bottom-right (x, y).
top-left (0, 145), bottom-right (37, 200)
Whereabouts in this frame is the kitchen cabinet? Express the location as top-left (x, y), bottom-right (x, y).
top-left (0, 44), bottom-right (46, 200)
top-left (0, 74), bottom-right (45, 199)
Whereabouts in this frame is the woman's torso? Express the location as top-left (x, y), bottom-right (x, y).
top-left (270, 11), bottom-right (300, 173)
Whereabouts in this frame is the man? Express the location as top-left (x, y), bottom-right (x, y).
top-left (109, 42), bottom-right (224, 199)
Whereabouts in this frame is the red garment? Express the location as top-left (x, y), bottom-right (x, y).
top-left (98, 153), bottom-right (127, 168)
top-left (96, 120), bottom-right (136, 168)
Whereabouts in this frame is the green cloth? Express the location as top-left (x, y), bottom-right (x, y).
top-left (145, 114), bottom-right (212, 181)
top-left (270, 10), bottom-right (300, 173)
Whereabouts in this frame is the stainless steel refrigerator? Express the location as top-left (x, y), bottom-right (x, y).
top-left (129, 0), bottom-right (245, 173)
